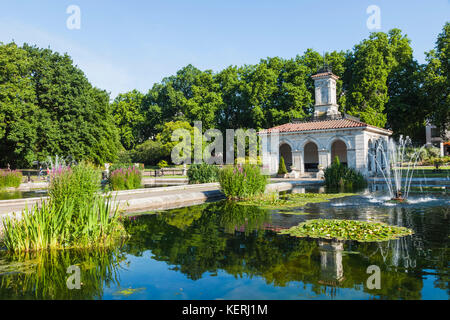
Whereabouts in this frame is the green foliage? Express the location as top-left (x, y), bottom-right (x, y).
top-left (0, 170), bottom-right (23, 189)
top-left (111, 90), bottom-right (145, 150)
top-left (1, 195), bottom-right (125, 252)
top-left (344, 30), bottom-right (412, 127)
top-left (419, 146), bottom-right (441, 165)
top-left (0, 43), bottom-right (37, 167)
top-left (422, 23), bottom-right (450, 136)
top-left (48, 163), bottom-right (100, 214)
top-left (1, 163), bottom-right (126, 252)
top-left (279, 219), bottom-right (414, 242)
top-left (324, 156), bottom-right (367, 189)
top-left (0, 249), bottom-right (125, 299)
top-left (132, 140), bottom-right (165, 166)
top-left (218, 164), bottom-right (268, 200)
top-left (0, 43), bottom-right (120, 168)
top-left (116, 150), bottom-right (133, 164)
top-left (187, 163), bottom-right (219, 184)
top-left (157, 160), bottom-right (169, 168)
top-left (108, 166), bottom-right (142, 191)
top-left (1, 24), bottom-right (449, 170)
top-left (240, 192), bottom-right (356, 210)
top-left (278, 156), bottom-right (288, 175)
top-left (109, 163), bottom-right (134, 172)
top-left (430, 157), bottom-right (448, 170)
top-left (155, 121), bottom-right (201, 163)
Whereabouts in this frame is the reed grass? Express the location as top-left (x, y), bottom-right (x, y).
top-left (0, 170), bottom-right (23, 189)
top-left (1, 163), bottom-right (127, 252)
top-left (108, 166), bottom-right (142, 191)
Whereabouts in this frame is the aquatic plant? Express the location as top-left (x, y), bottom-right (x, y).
top-left (324, 156), bottom-right (367, 189)
top-left (240, 192), bottom-right (356, 210)
top-left (187, 163), bottom-right (219, 184)
top-left (279, 219), bottom-right (413, 242)
top-left (0, 170), bottom-right (23, 189)
top-left (1, 163), bottom-right (127, 252)
top-left (218, 164), bottom-right (268, 200)
top-left (108, 166), bottom-right (142, 191)
top-left (48, 162), bottom-right (100, 213)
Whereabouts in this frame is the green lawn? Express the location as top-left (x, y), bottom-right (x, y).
top-left (398, 166), bottom-right (450, 178)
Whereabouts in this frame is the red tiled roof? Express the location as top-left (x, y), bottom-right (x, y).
top-left (311, 72), bottom-right (339, 79)
top-left (258, 118), bottom-right (392, 134)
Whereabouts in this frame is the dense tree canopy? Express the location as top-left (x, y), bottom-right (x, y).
top-left (1, 23), bottom-right (448, 167)
top-left (422, 22), bottom-right (450, 138)
top-left (0, 43), bottom-right (120, 168)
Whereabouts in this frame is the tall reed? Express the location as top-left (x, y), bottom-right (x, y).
top-left (0, 170), bottom-right (23, 189)
top-left (218, 164), bottom-right (268, 200)
top-left (108, 166), bottom-right (142, 191)
top-left (1, 163), bottom-right (127, 252)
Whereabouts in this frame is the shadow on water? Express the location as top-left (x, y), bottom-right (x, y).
top-left (0, 186), bottom-right (449, 300)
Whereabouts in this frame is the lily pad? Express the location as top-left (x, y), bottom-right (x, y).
top-left (113, 287), bottom-right (145, 296)
top-left (239, 193), bottom-right (356, 210)
top-left (278, 219), bottom-right (414, 242)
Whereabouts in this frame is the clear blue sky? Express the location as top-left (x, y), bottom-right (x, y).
top-left (1, 0), bottom-right (448, 99)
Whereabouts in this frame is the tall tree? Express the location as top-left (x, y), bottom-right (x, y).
top-left (422, 22), bottom-right (450, 137)
top-left (0, 43), bottom-right (37, 167)
top-left (0, 43), bottom-right (120, 167)
top-left (343, 30), bottom-right (410, 127)
top-left (383, 29), bottom-right (426, 141)
top-left (111, 90), bottom-right (145, 150)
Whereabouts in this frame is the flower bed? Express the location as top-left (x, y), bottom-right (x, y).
top-left (108, 166), bottom-right (142, 190)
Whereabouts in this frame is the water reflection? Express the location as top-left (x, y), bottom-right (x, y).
top-left (0, 248), bottom-right (125, 300)
top-left (318, 240), bottom-right (344, 285)
top-left (0, 194), bottom-right (448, 300)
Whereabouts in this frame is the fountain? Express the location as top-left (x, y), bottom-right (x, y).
top-left (371, 135), bottom-right (424, 202)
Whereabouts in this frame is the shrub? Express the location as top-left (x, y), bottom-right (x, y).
top-left (116, 150), bottom-right (132, 164)
top-left (278, 156), bottom-right (288, 175)
top-left (133, 140), bottom-right (165, 166)
top-left (0, 170), bottom-right (23, 189)
top-left (431, 157), bottom-right (448, 170)
top-left (218, 164), bottom-right (268, 200)
top-left (187, 163), bottom-right (219, 184)
top-left (324, 156), bottom-right (367, 189)
top-left (427, 146), bottom-right (441, 158)
top-left (108, 166), bottom-right (142, 191)
top-left (2, 194), bottom-right (125, 252)
top-left (158, 160), bottom-right (169, 168)
top-left (234, 156), bottom-right (263, 166)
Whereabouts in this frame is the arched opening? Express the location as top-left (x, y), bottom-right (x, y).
top-left (368, 139), bottom-right (374, 172)
top-left (304, 142), bottom-right (319, 172)
top-left (331, 140), bottom-right (347, 166)
top-left (279, 144), bottom-right (293, 171)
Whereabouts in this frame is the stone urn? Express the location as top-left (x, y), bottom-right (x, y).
top-left (317, 165), bottom-right (325, 180)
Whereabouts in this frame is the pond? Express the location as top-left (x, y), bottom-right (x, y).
top-left (0, 190), bottom-right (48, 200)
top-left (0, 185), bottom-right (448, 300)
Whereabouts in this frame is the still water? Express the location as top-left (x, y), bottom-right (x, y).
top-left (0, 186), bottom-right (448, 300)
top-left (0, 190), bottom-right (47, 200)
